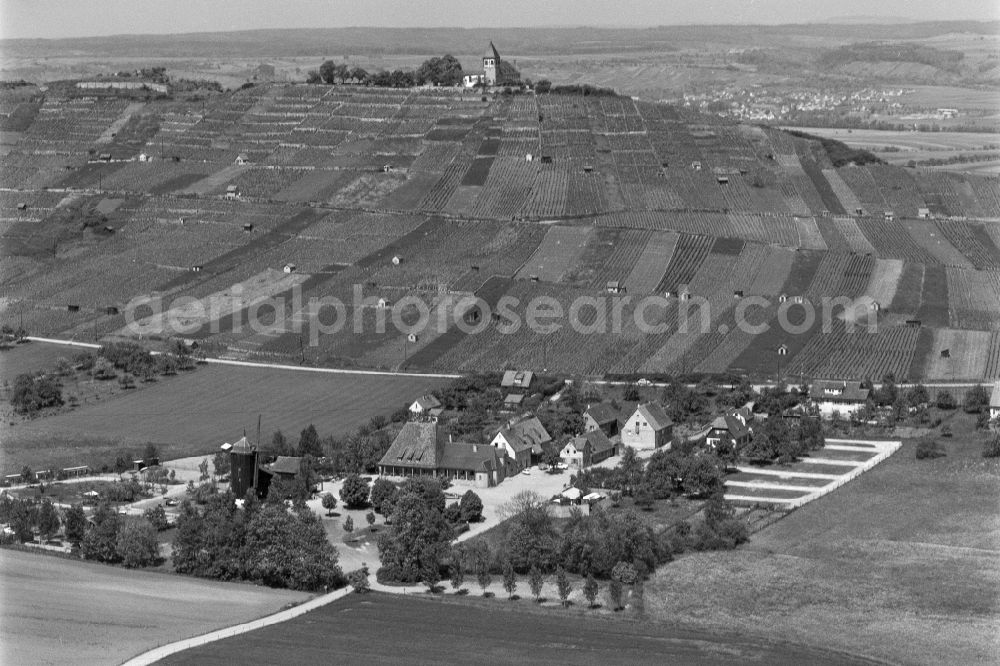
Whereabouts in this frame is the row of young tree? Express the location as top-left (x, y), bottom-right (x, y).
top-left (446, 549), bottom-right (641, 612)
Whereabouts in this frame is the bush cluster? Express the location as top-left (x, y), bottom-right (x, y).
top-left (172, 493), bottom-right (344, 591)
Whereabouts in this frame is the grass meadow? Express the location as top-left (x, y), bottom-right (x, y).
top-left (0, 549), bottom-right (309, 666)
top-left (644, 430), bottom-right (1000, 666)
top-left (0, 361), bottom-right (450, 474)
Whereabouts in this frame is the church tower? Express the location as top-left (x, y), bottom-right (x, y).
top-left (483, 41), bottom-right (500, 86)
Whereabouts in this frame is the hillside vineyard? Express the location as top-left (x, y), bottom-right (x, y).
top-left (4, 84), bottom-right (1000, 381)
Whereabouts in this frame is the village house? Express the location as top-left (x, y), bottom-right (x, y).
top-left (990, 382), bottom-right (1000, 421)
top-left (705, 405), bottom-right (754, 450)
top-left (408, 394), bottom-right (442, 418)
top-left (620, 401), bottom-right (673, 451)
top-left (491, 413), bottom-right (552, 473)
top-left (378, 422), bottom-right (505, 488)
top-left (810, 380), bottom-right (871, 419)
top-left (583, 402), bottom-right (621, 437)
top-left (500, 370), bottom-right (534, 390)
top-left (560, 429), bottom-right (617, 469)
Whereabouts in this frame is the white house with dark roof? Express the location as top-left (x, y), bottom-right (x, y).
top-left (990, 382), bottom-right (1000, 421)
top-left (705, 405), bottom-right (754, 450)
top-left (620, 401), bottom-right (673, 451)
top-left (491, 413), bottom-right (551, 472)
top-left (560, 429), bottom-right (617, 469)
top-left (811, 380), bottom-right (871, 419)
top-left (408, 394), bottom-right (442, 417)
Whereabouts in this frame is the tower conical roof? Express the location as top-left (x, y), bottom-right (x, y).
top-left (231, 436), bottom-right (254, 454)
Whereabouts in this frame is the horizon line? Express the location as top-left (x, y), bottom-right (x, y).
top-left (3, 18), bottom-right (998, 43)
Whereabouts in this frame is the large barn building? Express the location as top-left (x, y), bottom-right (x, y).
top-left (378, 421), bottom-right (506, 488)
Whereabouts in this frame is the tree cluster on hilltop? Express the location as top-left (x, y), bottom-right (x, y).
top-left (307, 54), bottom-right (465, 88)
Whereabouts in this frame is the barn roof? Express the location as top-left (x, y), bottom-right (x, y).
top-left (379, 421), bottom-right (445, 469)
top-left (264, 456), bottom-right (302, 476)
top-left (438, 443), bottom-right (501, 473)
top-left (585, 402), bottom-right (618, 426)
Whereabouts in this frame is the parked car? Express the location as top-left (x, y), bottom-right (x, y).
top-left (164, 498), bottom-right (179, 507)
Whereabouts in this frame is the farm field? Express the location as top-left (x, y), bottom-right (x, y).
top-left (0, 340), bottom-right (74, 383)
top-left (160, 591), bottom-right (871, 666)
top-left (516, 225), bottom-right (593, 283)
top-left (0, 549), bottom-right (309, 666)
top-left (790, 127), bottom-right (1000, 173)
top-left (3, 82), bottom-right (1000, 381)
top-left (915, 328), bottom-right (992, 381)
top-left (647, 436), bottom-right (1000, 666)
top-left (0, 362), bottom-right (450, 474)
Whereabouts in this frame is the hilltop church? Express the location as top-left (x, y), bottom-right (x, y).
top-left (465, 41), bottom-right (520, 87)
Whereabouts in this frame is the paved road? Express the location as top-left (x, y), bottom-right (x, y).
top-left (24, 337), bottom-right (461, 379)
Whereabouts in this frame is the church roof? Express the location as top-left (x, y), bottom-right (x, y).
top-left (484, 41), bottom-right (501, 61)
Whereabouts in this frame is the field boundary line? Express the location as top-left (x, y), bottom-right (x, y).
top-left (120, 586), bottom-right (353, 666)
top-left (24, 337), bottom-right (462, 379)
top-left (727, 439), bottom-right (900, 508)
top-left (733, 466), bottom-right (842, 479)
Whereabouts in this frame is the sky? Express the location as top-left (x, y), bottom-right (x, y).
top-left (2, 0), bottom-right (998, 40)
